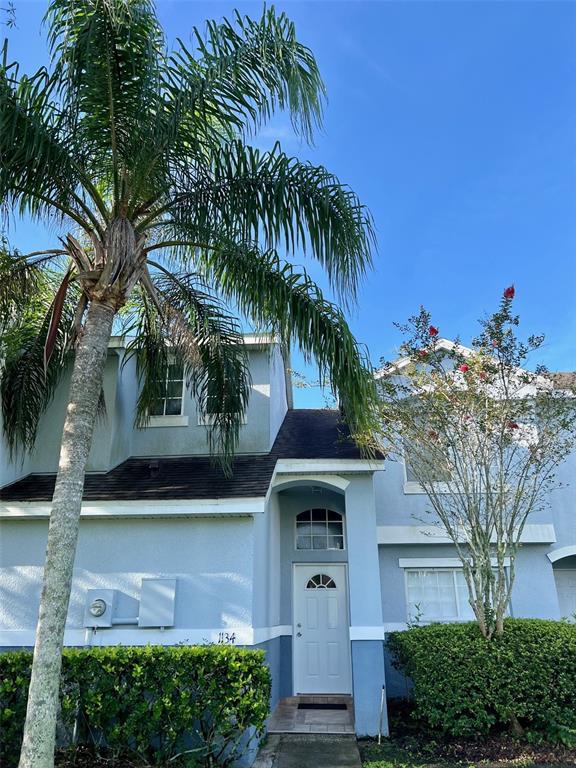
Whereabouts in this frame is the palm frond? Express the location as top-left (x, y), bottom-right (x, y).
top-left (166, 7), bottom-right (324, 146)
top-left (128, 6), bottom-right (326, 216)
top-left (46, 0), bottom-right (165, 209)
top-left (0, 268), bottom-right (78, 454)
top-left (122, 286), bottom-right (170, 425)
top-left (0, 45), bottom-right (101, 231)
top-left (201, 242), bottom-right (377, 443)
top-left (124, 271), bottom-right (251, 467)
top-left (0, 245), bottom-right (44, 333)
top-left (157, 141), bottom-right (373, 303)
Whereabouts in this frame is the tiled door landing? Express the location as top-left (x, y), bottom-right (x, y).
top-left (268, 695), bottom-right (355, 734)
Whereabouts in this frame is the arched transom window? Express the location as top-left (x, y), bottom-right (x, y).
top-left (306, 573), bottom-right (336, 589)
top-left (296, 509), bottom-right (344, 551)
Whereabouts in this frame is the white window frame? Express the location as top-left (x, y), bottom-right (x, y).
top-left (401, 559), bottom-right (510, 624)
top-left (402, 457), bottom-right (454, 495)
top-left (294, 508), bottom-right (346, 552)
top-left (147, 362), bottom-right (189, 427)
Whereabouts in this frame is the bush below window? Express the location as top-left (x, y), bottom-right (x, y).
top-left (388, 619), bottom-right (576, 741)
top-left (0, 645), bottom-right (271, 767)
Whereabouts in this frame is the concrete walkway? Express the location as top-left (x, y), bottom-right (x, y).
top-left (253, 733), bottom-right (362, 768)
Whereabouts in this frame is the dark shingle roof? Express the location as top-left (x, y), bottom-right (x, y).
top-left (0, 409), bottom-right (368, 502)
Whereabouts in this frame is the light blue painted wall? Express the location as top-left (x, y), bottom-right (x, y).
top-left (252, 491), bottom-right (282, 630)
top-left (375, 445), bottom-right (576, 627)
top-left (268, 345), bottom-right (288, 449)
top-left (511, 545), bottom-right (561, 619)
top-left (254, 635), bottom-right (292, 712)
top-left (109, 351), bottom-right (138, 469)
top-left (277, 486), bottom-right (347, 627)
top-left (130, 350), bottom-right (273, 458)
top-left (1, 350), bottom-right (131, 476)
top-left (0, 517), bottom-right (255, 635)
top-left (351, 641), bottom-right (388, 737)
top-left (547, 450), bottom-right (576, 559)
top-left (0, 341), bottom-right (289, 482)
top-left (0, 409), bottom-right (32, 488)
top-left (344, 475), bottom-right (388, 735)
top-left (345, 475), bottom-right (383, 628)
top-left (374, 452), bottom-right (574, 532)
top-left (378, 543), bottom-right (562, 627)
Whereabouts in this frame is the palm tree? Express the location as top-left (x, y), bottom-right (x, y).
top-left (0, 2), bottom-right (376, 766)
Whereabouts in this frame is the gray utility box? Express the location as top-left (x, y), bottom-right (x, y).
top-left (138, 578), bottom-right (177, 628)
top-left (83, 589), bottom-right (118, 628)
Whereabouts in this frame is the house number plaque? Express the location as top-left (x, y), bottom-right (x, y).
top-left (217, 632), bottom-right (236, 644)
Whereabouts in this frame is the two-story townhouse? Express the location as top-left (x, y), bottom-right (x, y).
top-left (0, 336), bottom-right (574, 739)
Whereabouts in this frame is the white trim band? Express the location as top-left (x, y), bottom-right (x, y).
top-left (272, 474), bottom-right (350, 491)
top-left (275, 459), bottom-right (385, 474)
top-left (547, 545), bottom-right (576, 563)
top-left (378, 523), bottom-right (556, 545)
top-left (146, 415), bottom-right (189, 428)
top-left (0, 625), bottom-right (293, 648)
top-left (398, 557), bottom-right (511, 568)
top-left (0, 497), bottom-right (266, 519)
top-left (349, 626), bottom-right (385, 641)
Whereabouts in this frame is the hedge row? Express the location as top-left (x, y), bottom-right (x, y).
top-left (0, 645), bottom-right (271, 767)
top-left (388, 618), bottom-right (576, 740)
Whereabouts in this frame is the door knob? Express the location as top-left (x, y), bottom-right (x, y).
top-left (296, 632), bottom-right (302, 637)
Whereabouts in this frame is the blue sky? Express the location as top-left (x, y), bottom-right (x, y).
top-left (5, 1), bottom-right (576, 407)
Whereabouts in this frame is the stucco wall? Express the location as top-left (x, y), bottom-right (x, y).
top-left (108, 351), bottom-right (138, 469)
top-left (277, 486), bottom-right (347, 627)
top-left (252, 490), bottom-right (282, 630)
top-left (268, 346), bottom-right (288, 449)
top-left (547, 449), bottom-right (576, 560)
top-left (0, 516), bottom-right (255, 642)
top-left (378, 542), bottom-right (561, 628)
top-left (0, 342), bottom-right (288, 484)
top-left (0, 409), bottom-right (32, 488)
top-left (0, 351), bottom-right (128, 477)
top-left (376, 450), bottom-right (575, 539)
top-left (130, 349), bottom-right (272, 457)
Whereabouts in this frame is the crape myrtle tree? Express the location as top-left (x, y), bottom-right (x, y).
top-left (376, 287), bottom-right (576, 640)
top-left (0, 2), bottom-right (378, 766)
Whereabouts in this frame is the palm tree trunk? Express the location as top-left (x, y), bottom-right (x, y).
top-left (18, 299), bottom-right (116, 768)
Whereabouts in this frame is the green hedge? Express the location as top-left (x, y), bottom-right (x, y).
top-left (388, 619), bottom-right (576, 740)
top-left (0, 645), bottom-right (271, 767)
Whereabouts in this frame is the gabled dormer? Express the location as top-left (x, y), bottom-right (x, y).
top-left (0, 334), bottom-right (292, 483)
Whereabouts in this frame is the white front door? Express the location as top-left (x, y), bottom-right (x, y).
top-left (293, 563), bottom-right (352, 694)
top-left (555, 570), bottom-right (576, 619)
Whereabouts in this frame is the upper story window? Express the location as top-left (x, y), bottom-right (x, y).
top-left (405, 568), bottom-right (477, 623)
top-left (197, 377), bottom-right (248, 425)
top-left (149, 363), bottom-right (185, 417)
top-left (296, 509), bottom-right (344, 551)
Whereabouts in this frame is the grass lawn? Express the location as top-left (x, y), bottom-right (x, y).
top-left (359, 740), bottom-right (575, 768)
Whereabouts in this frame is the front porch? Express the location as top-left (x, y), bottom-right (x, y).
top-left (268, 695), bottom-right (355, 734)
